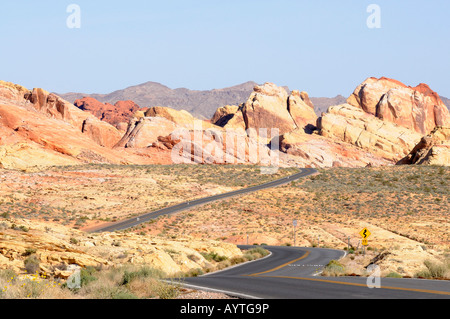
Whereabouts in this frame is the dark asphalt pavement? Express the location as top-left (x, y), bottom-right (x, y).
top-left (181, 246), bottom-right (450, 299)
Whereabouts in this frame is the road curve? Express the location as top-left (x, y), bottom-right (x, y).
top-left (181, 246), bottom-right (450, 299)
top-left (91, 167), bottom-right (318, 233)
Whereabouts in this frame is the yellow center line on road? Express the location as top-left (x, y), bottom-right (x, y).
top-left (244, 249), bottom-right (450, 297)
top-left (247, 251), bottom-right (311, 277)
top-left (252, 275), bottom-right (450, 297)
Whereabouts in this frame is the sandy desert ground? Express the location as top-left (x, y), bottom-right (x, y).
top-left (131, 165), bottom-right (449, 278)
top-left (0, 164), bottom-right (448, 300)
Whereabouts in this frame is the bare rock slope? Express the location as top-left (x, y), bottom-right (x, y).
top-left (0, 81), bottom-right (157, 169)
top-left (398, 126), bottom-right (450, 166)
top-left (347, 77), bottom-right (450, 135)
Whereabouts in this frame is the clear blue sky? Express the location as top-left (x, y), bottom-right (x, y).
top-left (1, 0), bottom-right (449, 98)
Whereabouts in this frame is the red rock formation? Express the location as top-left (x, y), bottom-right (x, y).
top-left (348, 77), bottom-right (450, 135)
top-left (0, 82), bottom-right (140, 169)
top-left (74, 97), bottom-right (140, 129)
top-left (25, 88), bottom-right (73, 123)
top-left (21, 89), bottom-right (123, 148)
top-left (0, 81), bottom-right (29, 102)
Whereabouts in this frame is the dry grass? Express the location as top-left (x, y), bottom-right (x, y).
top-left (0, 247), bottom-right (270, 299)
top-left (0, 270), bottom-right (73, 299)
top-left (415, 258), bottom-right (450, 279)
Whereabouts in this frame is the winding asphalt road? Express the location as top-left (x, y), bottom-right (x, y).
top-left (91, 167), bottom-right (318, 233)
top-left (181, 246), bottom-right (450, 299)
top-left (90, 167), bottom-right (450, 299)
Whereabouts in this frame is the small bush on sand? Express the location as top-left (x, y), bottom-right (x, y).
top-left (415, 259), bottom-right (450, 279)
top-left (24, 255), bottom-right (40, 274)
top-left (322, 260), bottom-right (345, 277)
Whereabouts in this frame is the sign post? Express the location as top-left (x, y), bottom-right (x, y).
top-left (293, 220), bottom-right (298, 247)
top-left (359, 228), bottom-right (371, 255)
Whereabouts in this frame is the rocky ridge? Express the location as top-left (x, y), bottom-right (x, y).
top-left (59, 81), bottom-right (260, 120)
top-left (74, 97), bottom-right (140, 131)
top-left (0, 81), bottom-right (169, 170)
top-left (1, 77), bottom-right (449, 170)
top-left (317, 103), bottom-right (423, 161)
top-left (398, 126), bottom-right (450, 166)
top-left (347, 77), bottom-right (450, 135)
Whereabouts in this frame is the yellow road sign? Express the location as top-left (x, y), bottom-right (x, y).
top-left (362, 239), bottom-right (369, 246)
top-left (359, 228), bottom-right (372, 239)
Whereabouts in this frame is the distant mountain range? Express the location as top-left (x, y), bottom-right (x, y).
top-left (309, 95), bottom-right (348, 115)
top-left (57, 81), bottom-right (450, 120)
top-left (58, 81), bottom-right (258, 120)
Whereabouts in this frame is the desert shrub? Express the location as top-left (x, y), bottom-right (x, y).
top-left (0, 269), bottom-right (17, 282)
top-left (200, 252), bottom-right (228, 263)
top-left (322, 260), bottom-right (345, 277)
top-left (243, 247), bottom-right (270, 260)
top-left (386, 272), bottom-right (403, 278)
top-left (415, 259), bottom-right (450, 279)
top-left (21, 280), bottom-right (46, 299)
top-left (19, 225), bottom-right (29, 232)
top-left (101, 286), bottom-right (139, 299)
top-left (230, 256), bottom-right (246, 264)
top-left (0, 273), bottom-right (68, 299)
top-left (85, 284), bottom-right (138, 299)
top-left (80, 266), bottom-right (99, 287)
top-left (113, 266), bottom-right (177, 299)
top-left (121, 266), bottom-right (165, 286)
top-left (24, 255), bottom-right (40, 274)
top-left (183, 268), bottom-right (204, 278)
top-left (155, 280), bottom-right (181, 299)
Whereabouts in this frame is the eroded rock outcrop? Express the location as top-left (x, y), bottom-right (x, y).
top-left (0, 81), bottom-right (29, 102)
top-left (211, 104), bottom-right (246, 131)
top-left (279, 128), bottom-right (392, 167)
top-left (288, 90), bottom-right (317, 133)
top-left (115, 116), bottom-right (178, 148)
top-left (145, 106), bottom-right (197, 129)
top-left (0, 218), bottom-right (244, 277)
top-left (25, 88), bottom-right (73, 123)
top-left (213, 83), bottom-right (318, 138)
top-left (0, 82), bottom-right (144, 169)
top-left (81, 117), bottom-right (124, 148)
top-left (74, 97), bottom-right (140, 130)
top-left (347, 77), bottom-right (450, 135)
top-left (22, 88), bottom-right (123, 147)
top-left (398, 126), bottom-right (450, 166)
top-left (151, 128), bottom-right (278, 166)
top-left (318, 104), bottom-right (423, 161)
top-left (242, 83), bottom-right (297, 136)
